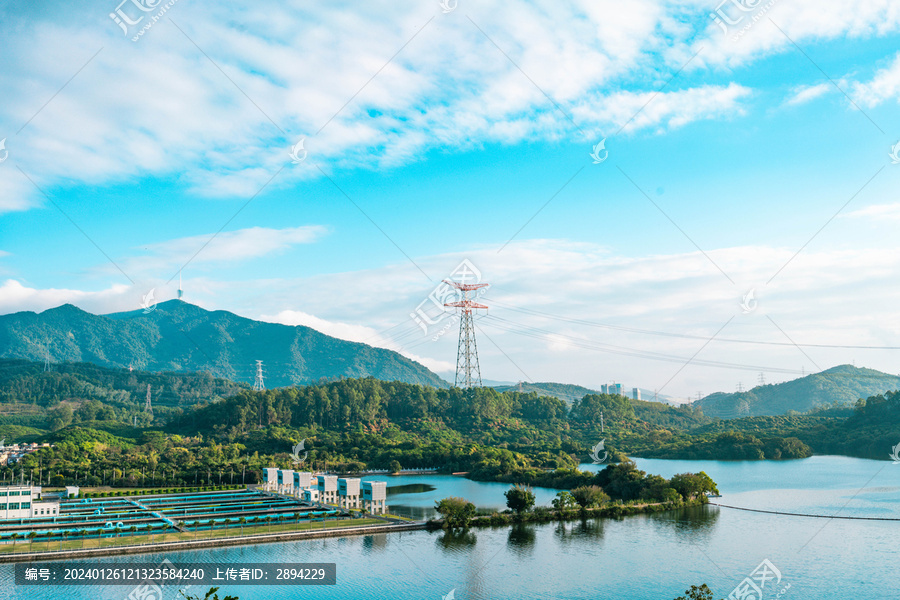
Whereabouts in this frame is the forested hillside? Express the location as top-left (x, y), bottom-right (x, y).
top-left (0, 300), bottom-right (447, 388)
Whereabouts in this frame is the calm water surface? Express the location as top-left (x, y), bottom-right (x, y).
top-left (2, 456), bottom-right (898, 599)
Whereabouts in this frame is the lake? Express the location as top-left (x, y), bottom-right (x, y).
top-left (2, 455), bottom-right (898, 599)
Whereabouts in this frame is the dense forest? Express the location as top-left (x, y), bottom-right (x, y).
top-left (0, 359), bottom-right (897, 491)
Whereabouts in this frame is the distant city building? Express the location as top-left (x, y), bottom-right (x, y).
top-left (632, 388), bottom-right (641, 401)
top-left (601, 383), bottom-right (624, 396)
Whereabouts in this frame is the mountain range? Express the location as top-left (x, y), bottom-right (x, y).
top-left (696, 364), bottom-right (900, 417)
top-left (0, 301), bottom-right (447, 388)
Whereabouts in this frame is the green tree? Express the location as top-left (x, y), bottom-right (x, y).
top-left (504, 484), bottom-right (535, 514)
top-left (551, 491), bottom-right (576, 511)
top-left (387, 460), bottom-right (402, 473)
top-left (434, 497), bottom-right (476, 529)
top-left (571, 485), bottom-right (610, 510)
top-left (674, 584), bottom-right (717, 600)
top-left (670, 472), bottom-right (718, 500)
top-left (180, 586), bottom-right (240, 600)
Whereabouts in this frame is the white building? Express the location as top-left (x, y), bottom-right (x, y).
top-left (302, 485), bottom-right (320, 503)
top-left (632, 388), bottom-right (641, 401)
top-left (338, 478), bottom-right (361, 509)
top-left (293, 471), bottom-right (312, 494)
top-left (361, 481), bottom-right (387, 514)
top-left (317, 475), bottom-right (338, 504)
top-left (276, 469), bottom-right (293, 494)
top-left (0, 485), bottom-right (59, 519)
top-left (262, 467), bottom-right (279, 491)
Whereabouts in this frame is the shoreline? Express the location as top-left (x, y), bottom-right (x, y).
top-left (0, 500), bottom-right (710, 563)
top-left (0, 521), bottom-right (426, 563)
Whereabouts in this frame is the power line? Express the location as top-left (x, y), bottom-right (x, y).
top-left (483, 298), bottom-right (900, 350)
top-left (480, 314), bottom-right (805, 374)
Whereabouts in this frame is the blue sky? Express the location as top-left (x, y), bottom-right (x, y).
top-left (2, 0), bottom-right (900, 398)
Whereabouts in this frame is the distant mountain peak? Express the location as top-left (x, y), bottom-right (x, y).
top-left (0, 302), bottom-right (447, 389)
top-left (698, 365), bottom-right (900, 418)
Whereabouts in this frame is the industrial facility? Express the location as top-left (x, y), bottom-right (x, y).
top-left (262, 468), bottom-right (388, 514)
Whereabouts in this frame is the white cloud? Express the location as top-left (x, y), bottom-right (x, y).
top-left (849, 53), bottom-right (900, 107)
top-left (7, 238), bottom-right (900, 395)
top-left (843, 202), bottom-right (900, 221)
top-left (785, 83), bottom-right (831, 106)
top-left (100, 225), bottom-right (329, 278)
top-left (141, 225), bottom-right (327, 264)
top-left (0, 0), bottom-right (761, 213)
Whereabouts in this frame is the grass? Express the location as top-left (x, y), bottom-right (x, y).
top-left (382, 513), bottom-right (415, 521)
top-left (0, 517), bottom-right (387, 555)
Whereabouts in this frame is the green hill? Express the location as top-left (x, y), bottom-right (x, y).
top-left (492, 381), bottom-right (601, 404)
top-left (0, 300), bottom-right (448, 389)
top-left (696, 365), bottom-right (900, 417)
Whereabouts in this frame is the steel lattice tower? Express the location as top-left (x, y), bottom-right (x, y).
top-left (144, 384), bottom-right (153, 415)
top-left (253, 360), bottom-right (266, 391)
top-left (444, 280), bottom-right (489, 388)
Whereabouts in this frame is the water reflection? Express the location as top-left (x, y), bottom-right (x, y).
top-left (387, 483), bottom-right (437, 495)
top-left (436, 528), bottom-right (478, 552)
top-left (388, 504), bottom-right (434, 520)
top-left (646, 504), bottom-right (721, 537)
top-left (362, 533), bottom-right (388, 552)
top-left (554, 517), bottom-right (605, 544)
top-left (507, 522), bottom-right (536, 555)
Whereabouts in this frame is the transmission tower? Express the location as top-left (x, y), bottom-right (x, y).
top-left (444, 280), bottom-right (489, 388)
top-left (253, 360), bottom-right (266, 391)
top-left (144, 384), bottom-right (153, 415)
top-left (758, 372), bottom-right (766, 386)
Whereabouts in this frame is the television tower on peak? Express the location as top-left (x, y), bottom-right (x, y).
top-left (177, 269), bottom-right (184, 300)
top-left (444, 280), bottom-right (489, 388)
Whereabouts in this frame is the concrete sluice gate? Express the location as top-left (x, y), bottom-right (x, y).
top-left (0, 489), bottom-right (341, 542)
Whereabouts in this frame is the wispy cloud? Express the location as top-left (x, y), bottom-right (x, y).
top-left (9, 0), bottom-right (892, 213)
top-left (103, 225), bottom-right (329, 278)
top-left (5, 239), bottom-right (900, 395)
top-left (843, 202), bottom-right (900, 221)
top-left (785, 82), bottom-right (831, 106)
